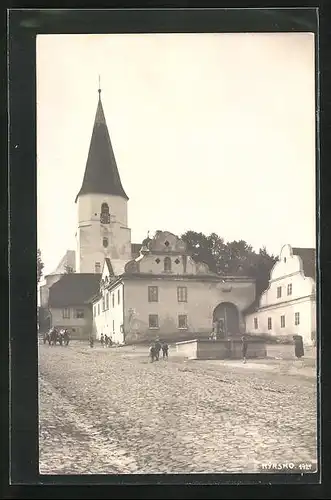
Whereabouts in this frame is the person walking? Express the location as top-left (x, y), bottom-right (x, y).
top-left (161, 341), bottom-right (169, 360)
top-left (154, 339), bottom-right (161, 361)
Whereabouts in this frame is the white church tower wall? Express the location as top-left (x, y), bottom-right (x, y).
top-left (76, 193), bottom-right (131, 273)
top-left (75, 86), bottom-right (131, 274)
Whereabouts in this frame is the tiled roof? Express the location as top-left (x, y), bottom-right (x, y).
top-left (292, 247), bottom-right (316, 280)
top-left (109, 259), bottom-right (127, 276)
top-left (75, 93), bottom-right (128, 201)
top-left (48, 273), bottom-right (101, 307)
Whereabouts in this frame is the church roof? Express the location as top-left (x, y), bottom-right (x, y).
top-left (292, 247), bottom-right (316, 280)
top-left (48, 273), bottom-right (101, 307)
top-left (75, 91), bottom-right (128, 202)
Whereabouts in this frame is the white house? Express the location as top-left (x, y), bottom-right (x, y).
top-left (91, 258), bottom-right (126, 344)
top-left (245, 244), bottom-right (316, 345)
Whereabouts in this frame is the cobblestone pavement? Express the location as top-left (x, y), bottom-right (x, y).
top-left (39, 343), bottom-right (317, 475)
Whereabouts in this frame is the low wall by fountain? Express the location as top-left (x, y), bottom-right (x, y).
top-left (175, 338), bottom-right (267, 360)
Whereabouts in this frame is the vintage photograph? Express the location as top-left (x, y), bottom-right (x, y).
top-left (37, 33), bottom-right (317, 475)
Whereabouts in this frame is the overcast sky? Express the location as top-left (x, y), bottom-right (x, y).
top-left (37, 33), bottom-right (315, 275)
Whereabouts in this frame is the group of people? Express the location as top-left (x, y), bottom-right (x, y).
top-left (43, 327), bottom-right (70, 346)
top-left (149, 339), bottom-right (169, 362)
top-left (100, 333), bottom-right (113, 348)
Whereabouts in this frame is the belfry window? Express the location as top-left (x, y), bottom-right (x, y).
top-left (103, 237), bottom-right (109, 248)
top-left (164, 257), bottom-right (172, 272)
top-left (100, 203), bottom-right (110, 224)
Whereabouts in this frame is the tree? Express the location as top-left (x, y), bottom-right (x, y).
top-left (37, 248), bottom-right (44, 283)
top-left (181, 231), bottom-right (277, 296)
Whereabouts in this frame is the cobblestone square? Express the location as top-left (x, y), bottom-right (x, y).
top-left (38, 342), bottom-right (317, 475)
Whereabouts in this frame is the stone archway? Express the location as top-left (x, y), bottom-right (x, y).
top-left (212, 302), bottom-right (240, 338)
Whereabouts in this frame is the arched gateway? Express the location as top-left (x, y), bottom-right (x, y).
top-left (212, 302), bottom-right (240, 338)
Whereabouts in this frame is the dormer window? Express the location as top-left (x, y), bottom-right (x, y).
top-left (164, 257), bottom-right (171, 272)
top-left (100, 203), bottom-right (110, 224)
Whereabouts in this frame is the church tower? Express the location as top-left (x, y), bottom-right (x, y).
top-left (75, 87), bottom-right (131, 273)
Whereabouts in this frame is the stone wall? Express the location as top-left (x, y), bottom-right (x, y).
top-left (175, 339), bottom-right (267, 360)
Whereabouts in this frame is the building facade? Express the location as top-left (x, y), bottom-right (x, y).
top-left (39, 88), bottom-right (138, 338)
top-left (245, 244), bottom-right (316, 345)
top-left (92, 231), bottom-right (256, 344)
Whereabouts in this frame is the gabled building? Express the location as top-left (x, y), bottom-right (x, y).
top-left (91, 231), bottom-right (256, 344)
top-left (39, 87), bottom-right (139, 338)
top-left (245, 244), bottom-right (316, 345)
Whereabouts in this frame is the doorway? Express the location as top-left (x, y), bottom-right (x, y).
top-left (213, 302), bottom-right (240, 337)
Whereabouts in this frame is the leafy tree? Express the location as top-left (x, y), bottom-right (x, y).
top-left (37, 248), bottom-right (44, 284)
top-left (181, 231), bottom-right (277, 296)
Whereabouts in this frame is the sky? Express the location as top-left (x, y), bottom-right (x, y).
top-left (37, 33), bottom-right (316, 275)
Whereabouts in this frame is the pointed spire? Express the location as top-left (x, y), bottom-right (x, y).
top-left (75, 87), bottom-right (129, 202)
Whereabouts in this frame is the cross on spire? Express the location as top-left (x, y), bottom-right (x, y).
top-left (98, 75), bottom-right (101, 95)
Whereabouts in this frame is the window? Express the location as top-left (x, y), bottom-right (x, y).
top-left (178, 314), bottom-right (188, 329)
top-left (268, 317), bottom-right (272, 330)
top-left (93, 305), bottom-right (96, 317)
top-left (177, 286), bottom-right (187, 302)
top-left (287, 283), bottom-right (292, 296)
top-left (118, 289), bottom-right (120, 305)
top-left (148, 286), bottom-right (158, 302)
top-left (102, 296), bottom-right (105, 311)
top-left (97, 303), bottom-right (100, 315)
top-left (95, 262), bottom-right (101, 273)
top-left (295, 312), bottom-right (300, 326)
top-left (105, 293), bottom-right (109, 310)
top-left (149, 314), bottom-right (159, 329)
top-left (103, 237), bottom-right (109, 248)
top-left (164, 256), bottom-right (172, 272)
top-left (277, 286), bottom-right (282, 298)
top-left (254, 317), bottom-right (258, 329)
top-left (62, 307), bottom-right (70, 319)
top-left (100, 203), bottom-right (110, 224)
top-left (75, 309), bottom-right (85, 319)
top-left (112, 320), bottom-right (115, 332)
top-left (281, 315), bottom-right (285, 328)
top-left (112, 294), bottom-right (115, 307)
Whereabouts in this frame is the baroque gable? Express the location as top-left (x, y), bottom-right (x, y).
top-left (259, 244), bottom-right (315, 309)
top-left (124, 231), bottom-right (217, 277)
